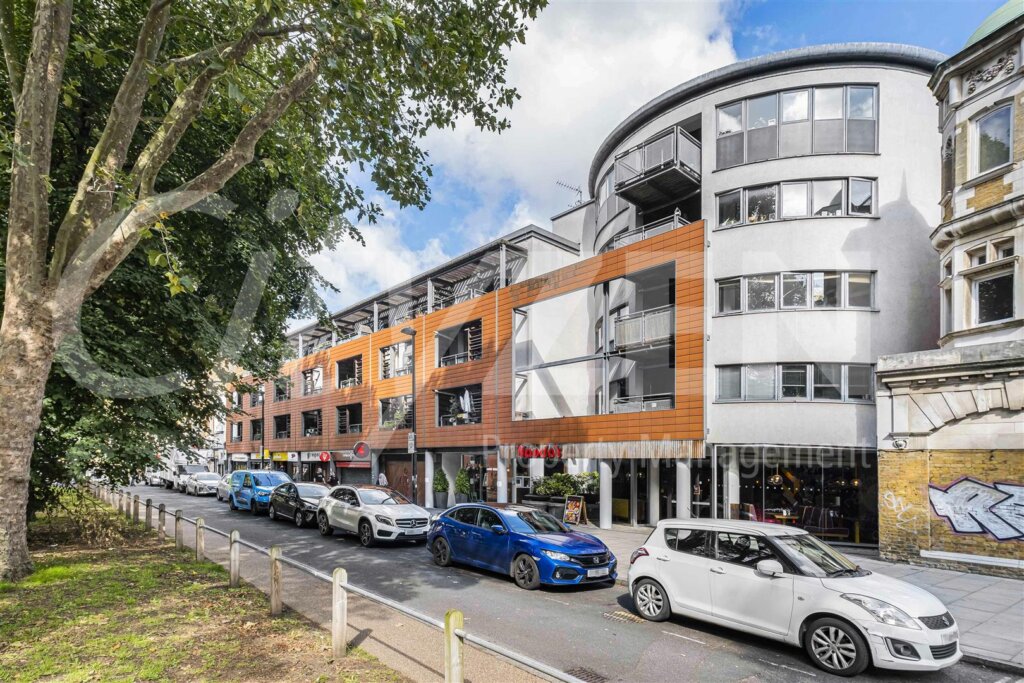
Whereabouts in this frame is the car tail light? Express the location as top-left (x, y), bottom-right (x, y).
top-left (630, 547), bottom-right (649, 565)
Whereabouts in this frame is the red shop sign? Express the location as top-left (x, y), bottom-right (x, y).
top-left (319, 451), bottom-right (331, 462)
top-left (517, 444), bottom-right (563, 459)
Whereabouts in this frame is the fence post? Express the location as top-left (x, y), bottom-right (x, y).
top-left (332, 568), bottom-right (348, 659)
top-left (270, 546), bottom-right (282, 616)
top-left (124, 492), bottom-right (132, 520)
top-left (132, 495), bottom-right (140, 524)
top-left (145, 499), bottom-right (152, 530)
top-left (117, 491), bottom-right (123, 515)
top-left (229, 531), bottom-right (240, 587)
top-left (174, 510), bottom-right (183, 550)
top-left (158, 504), bottom-right (166, 543)
top-left (195, 518), bottom-right (205, 561)
top-left (444, 609), bottom-right (464, 683)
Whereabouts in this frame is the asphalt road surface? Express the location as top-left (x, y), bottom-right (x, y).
top-left (129, 485), bottom-right (1019, 683)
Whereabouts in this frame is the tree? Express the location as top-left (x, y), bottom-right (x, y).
top-left (0, 0), bottom-right (545, 581)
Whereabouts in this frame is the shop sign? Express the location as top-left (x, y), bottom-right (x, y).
top-left (319, 451), bottom-right (331, 462)
top-left (271, 451), bottom-right (289, 462)
top-left (334, 449), bottom-right (357, 461)
top-left (230, 453), bottom-right (249, 462)
top-left (517, 444), bottom-right (563, 459)
top-left (563, 495), bottom-right (585, 525)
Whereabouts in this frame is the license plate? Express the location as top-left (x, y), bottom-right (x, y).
top-left (405, 529), bottom-right (426, 536)
top-left (587, 568), bottom-right (609, 578)
top-left (940, 631), bottom-right (958, 645)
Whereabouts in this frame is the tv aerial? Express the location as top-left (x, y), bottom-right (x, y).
top-left (555, 180), bottom-right (583, 208)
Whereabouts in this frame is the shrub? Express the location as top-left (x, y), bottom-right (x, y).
top-left (454, 469), bottom-right (472, 496)
top-left (433, 468), bottom-right (450, 493)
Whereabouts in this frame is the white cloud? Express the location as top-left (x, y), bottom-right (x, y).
top-left (426, 0), bottom-right (738, 241)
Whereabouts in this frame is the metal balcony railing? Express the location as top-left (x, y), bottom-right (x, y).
top-left (609, 393), bottom-right (675, 414)
top-left (337, 376), bottom-right (361, 389)
top-left (438, 413), bottom-right (483, 427)
top-left (380, 413), bottom-right (412, 431)
top-left (609, 213), bottom-right (686, 251)
top-left (274, 430), bottom-right (290, 439)
top-left (433, 288), bottom-right (485, 311)
top-left (439, 350), bottom-right (482, 367)
top-left (337, 423), bottom-right (362, 435)
top-left (613, 305), bottom-right (674, 350)
top-left (613, 126), bottom-right (701, 208)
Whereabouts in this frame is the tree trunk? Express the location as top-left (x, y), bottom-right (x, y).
top-left (0, 291), bottom-right (57, 582)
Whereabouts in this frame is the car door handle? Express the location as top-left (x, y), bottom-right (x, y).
top-left (655, 555), bottom-right (670, 562)
top-left (710, 567), bottom-right (726, 574)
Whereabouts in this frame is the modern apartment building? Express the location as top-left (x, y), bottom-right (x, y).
top-left (876, 1), bottom-right (1024, 576)
top-left (226, 42), bottom-right (946, 544)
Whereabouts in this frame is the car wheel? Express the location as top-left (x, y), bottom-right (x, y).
top-left (318, 512), bottom-right (334, 536)
top-left (805, 617), bottom-right (870, 677)
top-left (229, 495), bottom-right (237, 511)
top-left (512, 554), bottom-right (541, 590)
top-left (632, 579), bottom-right (671, 621)
top-left (358, 520), bottom-right (375, 548)
top-left (294, 511), bottom-right (305, 528)
top-left (432, 538), bottom-right (452, 567)
top-left (268, 504), bottom-right (277, 521)
top-left (250, 501), bottom-right (260, 516)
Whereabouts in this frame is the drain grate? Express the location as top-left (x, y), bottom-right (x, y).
top-left (564, 666), bottom-right (609, 683)
top-left (601, 610), bottom-right (645, 624)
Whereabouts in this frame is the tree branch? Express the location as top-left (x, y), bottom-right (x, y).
top-left (48, 0), bottom-right (174, 283)
top-left (0, 0), bottom-right (23, 110)
top-left (164, 23), bottom-right (312, 70)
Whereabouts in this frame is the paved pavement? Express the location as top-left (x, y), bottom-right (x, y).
top-left (583, 523), bottom-right (1024, 672)
top-left (131, 486), bottom-right (1021, 682)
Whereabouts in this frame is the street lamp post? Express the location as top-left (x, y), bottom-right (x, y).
top-left (401, 326), bottom-right (417, 503)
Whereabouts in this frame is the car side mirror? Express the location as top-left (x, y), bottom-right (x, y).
top-left (490, 524), bottom-right (506, 535)
top-left (756, 559), bottom-right (784, 577)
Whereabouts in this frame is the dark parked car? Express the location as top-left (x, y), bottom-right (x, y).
top-left (427, 503), bottom-right (617, 590)
top-left (268, 482), bottom-right (330, 528)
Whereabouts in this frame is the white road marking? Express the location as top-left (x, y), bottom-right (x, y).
top-left (757, 658), bottom-right (817, 677)
top-left (662, 630), bottom-right (706, 645)
top-left (545, 597), bottom-right (571, 606)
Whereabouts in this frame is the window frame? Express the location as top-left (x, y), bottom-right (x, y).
top-left (974, 103), bottom-right (1013, 177)
top-left (716, 363), bottom-right (875, 403)
top-left (715, 177), bottom-right (877, 230)
top-left (715, 271), bottom-right (875, 314)
top-left (972, 268), bottom-right (1015, 326)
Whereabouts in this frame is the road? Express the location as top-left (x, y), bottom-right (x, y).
top-left (130, 485), bottom-right (1018, 683)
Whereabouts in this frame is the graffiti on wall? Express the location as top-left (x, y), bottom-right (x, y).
top-left (928, 478), bottom-right (1024, 541)
top-left (882, 490), bottom-right (919, 531)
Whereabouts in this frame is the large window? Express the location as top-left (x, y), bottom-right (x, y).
top-left (301, 367), bottom-right (323, 396)
top-left (380, 395), bottom-right (412, 430)
top-left (716, 363), bottom-right (874, 402)
top-left (437, 384), bottom-right (483, 426)
top-left (335, 356), bottom-right (362, 389)
top-left (716, 271), bottom-right (874, 314)
top-left (717, 178), bottom-right (874, 228)
top-left (274, 378), bottom-right (291, 402)
top-left (250, 419), bottom-right (262, 441)
top-left (230, 422), bottom-right (242, 442)
top-left (301, 409), bottom-right (322, 437)
top-left (380, 342), bottom-right (413, 379)
top-left (976, 105), bottom-right (1012, 175)
top-left (716, 85), bottom-right (877, 169)
top-left (336, 404), bottom-right (362, 434)
top-left (273, 414), bottom-right (291, 439)
top-left (437, 320), bottom-right (483, 367)
top-left (975, 270), bottom-right (1015, 324)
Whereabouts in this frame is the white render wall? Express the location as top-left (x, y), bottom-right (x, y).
top-left (586, 61), bottom-right (942, 450)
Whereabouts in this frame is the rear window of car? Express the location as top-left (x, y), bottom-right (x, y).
top-left (665, 528), bottom-right (710, 557)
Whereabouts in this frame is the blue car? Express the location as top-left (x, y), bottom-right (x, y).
top-left (228, 470), bottom-right (293, 515)
top-left (427, 503), bottom-right (617, 590)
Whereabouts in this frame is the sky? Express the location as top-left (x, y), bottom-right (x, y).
top-left (301, 0), bottom-right (1002, 327)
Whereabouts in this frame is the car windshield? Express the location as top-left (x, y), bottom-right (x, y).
top-left (774, 534), bottom-right (861, 577)
top-left (514, 510), bottom-right (568, 534)
top-left (195, 473), bottom-right (219, 482)
top-left (358, 489), bottom-right (410, 506)
top-left (253, 472), bottom-right (291, 487)
top-left (296, 484), bottom-right (328, 498)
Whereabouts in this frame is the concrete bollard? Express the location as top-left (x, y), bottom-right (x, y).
top-left (270, 546), bottom-right (282, 616)
top-left (195, 518), bottom-right (205, 562)
top-left (174, 510), bottom-right (183, 550)
top-left (229, 531), bottom-right (240, 588)
top-left (132, 495), bottom-right (140, 524)
top-left (145, 499), bottom-right (152, 530)
top-left (332, 568), bottom-right (348, 659)
top-left (158, 504), bottom-right (166, 543)
top-left (444, 609), bottom-right (465, 683)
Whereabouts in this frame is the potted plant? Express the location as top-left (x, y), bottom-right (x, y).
top-left (454, 468), bottom-right (472, 504)
top-left (535, 473), bottom-right (575, 520)
top-left (432, 468), bottom-right (450, 508)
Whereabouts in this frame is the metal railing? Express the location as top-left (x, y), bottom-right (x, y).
top-left (613, 126), bottom-right (701, 187)
top-left (337, 423), bottom-right (362, 434)
top-left (610, 213), bottom-right (687, 250)
top-left (609, 393), bottom-right (675, 414)
top-left (439, 350), bottom-right (482, 367)
top-left (88, 483), bottom-right (582, 683)
top-left (337, 376), bottom-right (361, 389)
top-left (433, 288), bottom-right (485, 311)
top-left (438, 413), bottom-right (483, 427)
top-left (613, 305), bottom-right (674, 349)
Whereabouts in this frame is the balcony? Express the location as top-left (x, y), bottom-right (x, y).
top-left (380, 413), bottom-right (412, 431)
top-left (614, 305), bottom-right (674, 350)
top-left (338, 376), bottom-right (361, 389)
top-left (614, 126), bottom-right (700, 209)
top-left (338, 423), bottom-right (362, 435)
top-left (607, 213), bottom-right (687, 251)
top-left (610, 393), bottom-right (675, 414)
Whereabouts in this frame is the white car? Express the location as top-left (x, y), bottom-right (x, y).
top-left (317, 484), bottom-right (431, 547)
top-left (627, 519), bottom-right (960, 677)
top-left (185, 472), bottom-right (221, 496)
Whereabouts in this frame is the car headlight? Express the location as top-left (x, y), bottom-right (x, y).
top-left (841, 594), bottom-right (920, 629)
top-left (303, 502), bottom-right (318, 511)
top-left (374, 515), bottom-right (394, 526)
top-left (541, 549), bottom-right (571, 562)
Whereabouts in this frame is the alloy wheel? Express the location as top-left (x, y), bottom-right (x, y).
top-left (318, 513), bottom-right (332, 536)
top-left (432, 539), bottom-right (450, 566)
top-left (294, 510), bottom-right (304, 528)
top-left (359, 521), bottom-right (373, 547)
top-left (268, 505), bottom-right (277, 520)
top-left (811, 626), bottom-right (858, 671)
top-left (635, 583), bottom-right (664, 619)
top-left (514, 556), bottom-right (536, 587)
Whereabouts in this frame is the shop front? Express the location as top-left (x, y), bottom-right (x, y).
top-left (297, 451), bottom-right (334, 483)
top-left (713, 444), bottom-right (879, 546)
top-left (379, 451), bottom-right (426, 506)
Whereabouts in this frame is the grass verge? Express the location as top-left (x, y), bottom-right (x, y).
top-left (0, 493), bottom-right (407, 683)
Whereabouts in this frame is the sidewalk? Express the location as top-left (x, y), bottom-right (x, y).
top-left (582, 523), bottom-right (1024, 672)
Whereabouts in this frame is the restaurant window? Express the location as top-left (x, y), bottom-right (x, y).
top-left (977, 105), bottom-right (1012, 174)
top-left (273, 414), bottom-right (290, 439)
top-left (250, 419), bottom-right (262, 441)
top-left (302, 409), bottom-right (322, 437)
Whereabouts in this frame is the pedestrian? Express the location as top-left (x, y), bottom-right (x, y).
top-left (377, 471), bottom-right (388, 487)
top-left (314, 471), bottom-right (324, 484)
top-left (328, 474), bottom-right (338, 486)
